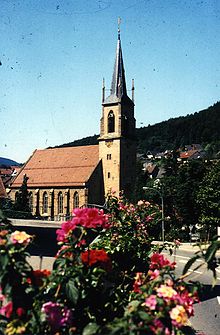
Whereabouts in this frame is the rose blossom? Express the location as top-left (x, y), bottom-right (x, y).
top-left (145, 295), bottom-right (157, 310)
top-left (27, 269), bottom-right (51, 286)
top-left (0, 291), bottom-right (13, 318)
top-left (81, 249), bottom-right (112, 271)
top-left (148, 269), bottom-right (160, 280)
top-left (170, 305), bottom-right (188, 327)
top-left (150, 253), bottom-right (176, 270)
top-left (133, 272), bottom-right (144, 293)
top-left (10, 231), bottom-right (32, 245)
top-left (56, 208), bottom-right (110, 243)
top-left (42, 302), bottom-right (72, 331)
top-left (56, 220), bottom-right (75, 242)
top-left (71, 208), bottom-right (110, 229)
top-left (156, 285), bottom-right (178, 300)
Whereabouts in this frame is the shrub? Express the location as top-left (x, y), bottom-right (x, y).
top-left (0, 196), bottom-right (198, 335)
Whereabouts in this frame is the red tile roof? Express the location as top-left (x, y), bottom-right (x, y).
top-left (11, 145), bottom-right (99, 188)
top-left (179, 150), bottom-right (198, 159)
top-left (0, 176), bottom-right (7, 198)
top-left (0, 168), bottom-right (13, 176)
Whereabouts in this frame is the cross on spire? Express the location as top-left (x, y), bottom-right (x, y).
top-left (118, 17), bottom-right (121, 39)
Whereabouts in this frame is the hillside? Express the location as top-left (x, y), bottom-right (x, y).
top-left (137, 101), bottom-right (220, 153)
top-left (0, 157), bottom-right (20, 167)
top-left (57, 101), bottom-right (220, 154)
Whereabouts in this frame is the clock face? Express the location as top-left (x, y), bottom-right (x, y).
top-left (105, 140), bottom-right (113, 148)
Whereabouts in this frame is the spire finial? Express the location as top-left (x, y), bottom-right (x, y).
top-left (118, 17), bottom-right (121, 39)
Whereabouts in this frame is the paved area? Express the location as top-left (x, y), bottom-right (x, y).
top-left (28, 242), bottom-right (220, 271)
top-left (153, 241), bottom-right (220, 255)
top-left (28, 255), bottom-right (54, 270)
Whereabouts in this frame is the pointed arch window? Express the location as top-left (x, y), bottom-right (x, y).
top-left (43, 192), bottom-right (48, 214)
top-left (58, 192), bottom-right (63, 214)
top-left (73, 191), bottom-right (79, 208)
top-left (29, 192), bottom-right (33, 213)
top-left (108, 111), bottom-right (115, 133)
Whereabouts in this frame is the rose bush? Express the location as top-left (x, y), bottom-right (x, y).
top-left (0, 196), bottom-right (198, 335)
top-left (100, 253), bottom-right (198, 335)
top-left (95, 194), bottom-right (162, 271)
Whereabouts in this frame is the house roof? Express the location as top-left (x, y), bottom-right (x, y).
top-left (179, 150), bottom-right (198, 159)
top-left (0, 176), bottom-right (7, 198)
top-left (11, 145), bottom-right (99, 188)
top-left (0, 168), bottom-right (13, 176)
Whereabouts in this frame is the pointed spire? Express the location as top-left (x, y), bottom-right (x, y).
top-left (110, 18), bottom-right (127, 99)
top-left (132, 79), bottom-right (135, 103)
top-left (102, 78), bottom-right (105, 103)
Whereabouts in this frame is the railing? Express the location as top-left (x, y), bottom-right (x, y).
top-left (80, 202), bottom-right (108, 210)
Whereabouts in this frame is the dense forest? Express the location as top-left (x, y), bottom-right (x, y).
top-left (56, 101), bottom-right (220, 155)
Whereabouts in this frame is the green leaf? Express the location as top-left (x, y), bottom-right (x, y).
top-left (82, 322), bottom-right (99, 335)
top-left (0, 254), bottom-right (8, 270)
top-left (205, 241), bottom-right (220, 263)
top-left (138, 310), bottom-right (151, 321)
top-left (124, 300), bottom-right (140, 316)
top-left (53, 257), bottom-right (66, 270)
top-left (65, 279), bottom-right (79, 305)
top-left (182, 254), bottom-right (200, 275)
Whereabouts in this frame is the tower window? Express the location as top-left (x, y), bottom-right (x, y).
top-left (108, 172), bottom-right (111, 178)
top-left (107, 154), bottom-right (112, 160)
top-left (108, 111), bottom-right (115, 133)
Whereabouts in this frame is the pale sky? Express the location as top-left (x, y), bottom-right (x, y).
top-left (1, 0), bottom-right (220, 163)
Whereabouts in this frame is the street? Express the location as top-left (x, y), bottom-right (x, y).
top-left (164, 246), bottom-right (220, 335)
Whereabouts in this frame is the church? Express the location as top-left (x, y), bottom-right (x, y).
top-left (10, 28), bottom-right (136, 220)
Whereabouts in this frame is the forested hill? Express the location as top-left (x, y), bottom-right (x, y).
top-left (137, 101), bottom-right (220, 153)
top-left (57, 101), bottom-right (220, 153)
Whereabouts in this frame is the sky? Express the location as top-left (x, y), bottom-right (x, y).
top-left (1, 0), bottom-right (220, 163)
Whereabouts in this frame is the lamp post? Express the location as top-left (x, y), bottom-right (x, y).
top-left (143, 186), bottom-right (165, 243)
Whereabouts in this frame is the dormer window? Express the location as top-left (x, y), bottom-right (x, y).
top-left (108, 111), bottom-right (115, 133)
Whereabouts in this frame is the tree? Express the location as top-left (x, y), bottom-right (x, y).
top-left (131, 160), bottom-right (149, 202)
top-left (196, 161), bottom-right (220, 239)
top-left (143, 160), bottom-right (210, 241)
top-left (14, 174), bottom-right (31, 213)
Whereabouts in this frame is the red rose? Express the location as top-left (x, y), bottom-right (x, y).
top-left (81, 249), bottom-right (112, 271)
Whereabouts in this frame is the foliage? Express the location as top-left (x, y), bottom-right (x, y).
top-left (0, 195), bottom-right (33, 220)
top-left (131, 160), bottom-right (148, 203)
top-left (196, 160), bottom-right (220, 239)
top-left (0, 197), bottom-right (199, 335)
top-left (56, 134), bottom-right (98, 149)
top-left (94, 194), bottom-right (161, 270)
top-left (168, 160), bottom-right (209, 228)
top-left (0, 226), bottom-right (40, 334)
top-left (137, 101), bottom-right (220, 155)
top-left (143, 160), bottom-right (211, 241)
top-left (101, 253), bottom-right (198, 335)
top-left (0, 209), bottom-right (12, 227)
top-left (13, 174), bottom-right (31, 214)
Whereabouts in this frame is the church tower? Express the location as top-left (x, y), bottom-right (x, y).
top-left (99, 23), bottom-right (136, 198)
